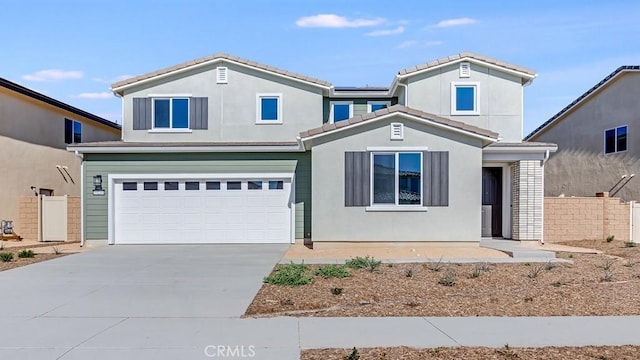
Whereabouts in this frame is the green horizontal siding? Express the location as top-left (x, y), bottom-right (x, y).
top-left (84, 152), bottom-right (311, 241)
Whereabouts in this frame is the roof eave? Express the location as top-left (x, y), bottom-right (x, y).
top-left (67, 144), bottom-right (305, 154)
top-left (397, 57), bottom-right (537, 83)
top-left (111, 57), bottom-right (332, 95)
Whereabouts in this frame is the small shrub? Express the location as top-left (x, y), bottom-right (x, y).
top-left (477, 262), bottom-right (493, 272)
top-left (625, 241), bottom-right (637, 248)
top-left (524, 296), bottom-right (534, 302)
top-left (527, 264), bottom-right (543, 279)
top-left (346, 347), bottom-right (360, 360)
top-left (404, 267), bottom-right (415, 278)
top-left (18, 249), bottom-right (34, 258)
top-left (405, 301), bottom-right (419, 307)
top-left (544, 260), bottom-right (558, 271)
top-left (426, 256), bottom-right (444, 272)
top-left (0, 252), bottom-right (13, 262)
top-left (331, 287), bottom-right (343, 295)
top-left (606, 235), bottom-right (615, 243)
top-left (599, 258), bottom-right (616, 271)
top-left (623, 258), bottom-right (638, 268)
top-left (438, 268), bottom-right (457, 286)
top-left (314, 264), bottom-right (351, 278)
top-left (345, 256), bottom-right (381, 272)
top-left (568, 254), bottom-right (574, 259)
top-left (470, 264), bottom-right (484, 278)
top-left (263, 263), bottom-right (313, 286)
top-left (387, 263), bottom-right (394, 268)
top-left (551, 281), bottom-right (565, 287)
top-left (601, 269), bottom-right (614, 282)
top-left (52, 246), bottom-right (61, 255)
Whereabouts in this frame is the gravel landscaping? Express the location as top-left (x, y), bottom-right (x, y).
top-left (302, 345), bottom-right (640, 359)
top-left (245, 240), bottom-right (640, 317)
top-left (0, 243), bottom-right (67, 272)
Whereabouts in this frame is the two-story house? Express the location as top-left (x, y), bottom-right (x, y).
top-left (0, 78), bottom-right (121, 239)
top-left (69, 52), bottom-right (556, 246)
top-left (526, 66), bottom-right (640, 201)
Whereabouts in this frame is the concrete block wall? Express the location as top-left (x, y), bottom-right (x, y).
top-left (17, 196), bottom-right (39, 241)
top-left (512, 160), bottom-right (544, 241)
top-left (17, 196), bottom-right (81, 242)
top-left (544, 194), bottom-right (630, 242)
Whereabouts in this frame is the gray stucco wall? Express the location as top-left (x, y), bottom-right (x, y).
top-left (530, 72), bottom-right (640, 201)
top-left (83, 152), bottom-right (311, 241)
top-left (310, 117), bottom-right (484, 242)
top-left (121, 62), bottom-right (324, 143)
top-left (406, 62), bottom-right (523, 142)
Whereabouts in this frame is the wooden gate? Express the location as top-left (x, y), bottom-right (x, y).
top-left (42, 195), bottom-right (67, 241)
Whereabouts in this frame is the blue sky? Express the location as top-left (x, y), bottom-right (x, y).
top-left (3, 0), bottom-right (640, 135)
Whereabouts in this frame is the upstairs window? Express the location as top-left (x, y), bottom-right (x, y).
top-left (330, 101), bottom-right (353, 123)
top-left (605, 126), bottom-right (627, 154)
top-left (64, 118), bottom-right (82, 144)
top-left (368, 101), bottom-right (390, 113)
top-left (372, 152), bottom-right (422, 206)
top-left (256, 94), bottom-right (282, 124)
top-left (451, 82), bottom-right (479, 115)
top-left (153, 98), bottom-right (189, 129)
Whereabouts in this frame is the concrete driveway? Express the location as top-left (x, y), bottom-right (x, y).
top-left (0, 244), bottom-right (297, 359)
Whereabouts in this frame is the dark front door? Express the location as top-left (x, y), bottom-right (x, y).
top-left (482, 167), bottom-right (502, 237)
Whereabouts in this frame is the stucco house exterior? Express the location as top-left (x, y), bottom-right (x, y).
top-left (525, 66), bottom-right (640, 201)
top-left (0, 78), bottom-right (121, 238)
top-left (69, 52), bottom-right (555, 246)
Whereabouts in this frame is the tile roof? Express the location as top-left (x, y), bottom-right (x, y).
top-left (111, 53), bottom-right (332, 90)
top-left (0, 77), bottom-right (121, 130)
top-left (68, 141), bottom-right (299, 147)
top-left (525, 65), bottom-right (640, 140)
top-left (299, 104), bottom-right (498, 140)
top-left (398, 51), bottom-right (536, 78)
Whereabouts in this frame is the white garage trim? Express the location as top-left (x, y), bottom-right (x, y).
top-left (107, 173), bottom-right (295, 245)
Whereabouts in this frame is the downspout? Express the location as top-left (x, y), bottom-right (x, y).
top-left (74, 150), bottom-right (85, 247)
top-left (396, 81), bottom-right (409, 107)
top-left (540, 150), bottom-right (550, 245)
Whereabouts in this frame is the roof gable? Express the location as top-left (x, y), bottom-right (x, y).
top-left (397, 51), bottom-right (537, 84)
top-left (525, 65), bottom-right (640, 141)
top-left (111, 53), bottom-right (332, 93)
top-left (299, 104), bottom-right (498, 145)
top-left (0, 77), bottom-right (121, 131)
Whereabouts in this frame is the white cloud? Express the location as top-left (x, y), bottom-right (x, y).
top-left (72, 92), bottom-right (113, 99)
top-left (366, 26), bottom-right (405, 37)
top-left (92, 75), bottom-right (134, 84)
top-left (397, 40), bottom-right (443, 49)
top-left (431, 17), bottom-right (477, 28)
top-left (296, 14), bottom-right (385, 28)
top-left (22, 69), bottom-right (83, 82)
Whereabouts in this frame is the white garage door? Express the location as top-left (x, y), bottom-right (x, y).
top-left (113, 177), bottom-right (292, 244)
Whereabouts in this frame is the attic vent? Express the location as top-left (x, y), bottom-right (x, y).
top-left (459, 62), bottom-right (470, 78)
top-left (390, 123), bottom-right (404, 140)
top-left (216, 67), bottom-right (228, 84)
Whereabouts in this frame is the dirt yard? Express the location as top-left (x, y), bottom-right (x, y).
top-left (302, 345), bottom-right (640, 359)
top-left (245, 240), bottom-right (640, 317)
top-left (0, 243), bottom-right (68, 272)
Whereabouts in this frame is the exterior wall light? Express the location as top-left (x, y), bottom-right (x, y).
top-left (93, 175), bottom-right (105, 196)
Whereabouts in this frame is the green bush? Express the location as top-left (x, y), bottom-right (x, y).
top-left (625, 241), bottom-right (637, 248)
top-left (263, 263), bottom-right (313, 286)
top-left (0, 252), bottom-right (13, 262)
top-left (345, 256), bottom-right (381, 272)
top-left (314, 264), bottom-right (351, 278)
top-left (606, 235), bottom-right (615, 243)
top-left (18, 249), bottom-right (34, 258)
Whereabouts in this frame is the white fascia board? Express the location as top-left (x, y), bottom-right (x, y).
top-left (111, 58), bottom-right (332, 94)
top-left (300, 112), bottom-right (498, 144)
top-left (483, 145), bottom-right (558, 153)
top-left (397, 58), bottom-right (537, 82)
top-left (68, 145), bottom-right (304, 153)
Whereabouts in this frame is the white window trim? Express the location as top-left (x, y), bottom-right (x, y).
top-left (151, 97), bottom-right (191, 130)
top-left (255, 93), bottom-right (283, 124)
top-left (367, 101), bottom-right (391, 113)
top-left (604, 125), bottom-right (628, 154)
top-left (369, 151), bottom-right (423, 208)
top-left (329, 101), bottom-right (353, 123)
top-left (451, 82), bottom-right (480, 115)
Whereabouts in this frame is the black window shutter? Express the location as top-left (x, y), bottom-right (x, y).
top-left (64, 118), bottom-right (72, 144)
top-left (189, 97), bottom-right (208, 129)
top-left (345, 151), bottom-right (370, 206)
top-left (424, 151), bottom-right (449, 206)
top-left (133, 98), bottom-right (152, 130)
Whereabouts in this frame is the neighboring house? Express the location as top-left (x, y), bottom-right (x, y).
top-left (0, 78), bottom-right (121, 238)
top-left (525, 66), bottom-right (640, 201)
top-left (69, 52), bottom-right (556, 246)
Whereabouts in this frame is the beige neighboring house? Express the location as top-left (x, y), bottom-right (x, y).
top-left (0, 78), bottom-right (121, 239)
